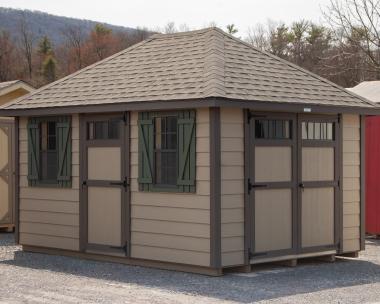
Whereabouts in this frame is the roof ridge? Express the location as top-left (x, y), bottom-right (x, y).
top-left (211, 27), bottom-right (377, 107)
top-left (3, 37), bottom-right (155, 109)
top-left (202, 28), bottom-right (226, 97)
top-left (150, 27), bottom-right (215, 39)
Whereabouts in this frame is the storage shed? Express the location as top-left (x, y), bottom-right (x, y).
top-left (0, 80), bottom-right (34, 232)
top-left (0, 28), bottom-right (375, 275)
top-left (349, 81), bottom-right (380, 236)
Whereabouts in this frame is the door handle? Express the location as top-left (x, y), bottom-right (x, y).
top-left (299, 183), bottom-right (304, 188)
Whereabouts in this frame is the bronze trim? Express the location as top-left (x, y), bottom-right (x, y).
top-left (209, 107), bottom-right (221, 268)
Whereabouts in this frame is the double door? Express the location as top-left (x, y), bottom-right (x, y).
top-left (249, 113), bottom-right (340, 259)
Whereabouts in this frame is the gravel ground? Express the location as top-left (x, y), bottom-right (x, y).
top-left (1, 233), bottom-right (380, 303)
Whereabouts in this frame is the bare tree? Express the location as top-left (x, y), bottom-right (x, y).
top-left (0, 31), bottom-right (15, 81)
top-left (164, 22), bottom-right (177, 34)
top-left (324, 0), bottom-right (380, 74)
top-left (18, 12), bottom-right (35, 79)
top-left (61, 25), bottom-right (85, 70)
top-left (246, 24), bottom-right (270, 50)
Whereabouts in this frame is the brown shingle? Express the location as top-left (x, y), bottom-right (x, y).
top-left (2, 28), bottom-right (375, 110)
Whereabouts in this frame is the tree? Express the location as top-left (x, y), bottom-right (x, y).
top-left (0, 31), bottom-right (15, 81)
top-left (246, 24), bottom-right (270, 51)
top-left (269, 24), bottom-right (291, 59)
top-left (61, 25), bottom-right (85, 70)
top-left (38, 36), bottom-right (52, 56)
top-left (226, 24), bottom-right (238, 35)
top-left (88, 24), bottom-right (113, 60)
top-left (324, 0), bottom-right (380, 76)
top-left (42, 55), bottom-right (57, 83)
top-left (18, 12), bottom-right (35, 79)
top-left (164, 22), bottom-right (177, 34)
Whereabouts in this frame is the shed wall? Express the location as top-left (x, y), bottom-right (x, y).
top-left (129, 109), bottom-right (211, 266)
top-left (220, 108), bottom-right (245, 267)
top-left (342, 114), bottom-right (361, 252)
top-left (18, 115), bottom-right (80, 251)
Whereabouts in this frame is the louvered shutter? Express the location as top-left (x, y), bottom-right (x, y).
top-left (27, 119), bottom-right (40, 186)
top-left (177, 111), bottom-right (196, 192)
top-left (138, 113), bottom-right (154, 188)
top-left (57, 116), bottom-right (72, 187)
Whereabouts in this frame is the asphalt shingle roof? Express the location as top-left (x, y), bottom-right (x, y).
top-left (1, 28), bottom-right (375, 110)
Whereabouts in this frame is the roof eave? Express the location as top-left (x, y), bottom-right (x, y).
top-left (0, 97), bottom-right (378, 117)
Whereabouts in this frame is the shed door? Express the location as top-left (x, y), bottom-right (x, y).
top-left (0, 120), bottom-right (14, 227)
top-left (249, 114), bottom-right (297, 257)
top-left (299, 116), bottom-right (339, 251)
top-left (82, 114), bottom-right (129, 255)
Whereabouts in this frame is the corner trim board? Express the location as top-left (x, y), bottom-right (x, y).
top-left (209, 107), bottom-right (221, 268)
top-left (360, 115), bottom-right (366, 251)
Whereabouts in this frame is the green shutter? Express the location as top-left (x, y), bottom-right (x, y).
top-left (138, 113), bottom-right (154, 188)
top-left (57, 116), bottom-right (72, 188)
top-left (27, 119), bottom-right (40, 186)
top-left (177, 111), bottom-right (196, 192)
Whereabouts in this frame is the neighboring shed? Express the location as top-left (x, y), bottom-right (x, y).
top-left (349, 81), bottom-right (380, 236)
top-left (0, 28), bottom-right (376, 275)
top-left (0, 80), bottom-right (34, 231)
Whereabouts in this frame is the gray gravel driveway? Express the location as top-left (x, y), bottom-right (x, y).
top-left (1, 233), bottom-right (380, 303)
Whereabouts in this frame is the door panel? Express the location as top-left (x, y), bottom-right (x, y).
top-left (0, 122), bottom-right (13, 226)
top-left (88, 187), bottom-right (122, 246)
top-left (249, 114), bottom-right (296, 257)
top-left (302, 147), bottom-right (334, 181)
top-left (299, 116), bottom-right (339, 252)
top-left (255, 189), bottom-right (292, 252)
top-left (301, 187), bottom-right (334, 247)
top-left (255, 147), bottom-right (292, 182)
top-left (88, 147), bottom-right (121, 181)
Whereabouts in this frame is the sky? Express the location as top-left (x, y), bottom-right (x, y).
top-left (0, 0), bottom-right (332, 35)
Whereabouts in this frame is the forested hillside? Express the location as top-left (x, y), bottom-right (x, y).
top-left (1, 0), bottom-right (380, 89)
top-left (0, 7), bottom-right (151, 87)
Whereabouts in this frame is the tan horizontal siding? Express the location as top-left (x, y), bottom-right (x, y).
top-left (131, 245), bottom-right (210, 266)
top-left (342, 114), bottom-right (361, 253)
top-left (20, 199), bottom-right (79, 214)
top-left (20, 233), bottom-right (79, 251)
top-left (18, 115), bottom-right (80, 251)
top-left (220, 108), bottom-right (245, 266)
top-left (130, 109), bottom-right (211, 266)
top-left (20, 222), bottom-right (79, 239)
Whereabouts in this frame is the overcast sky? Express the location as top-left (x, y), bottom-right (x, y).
top-left (0, 0), bottom-right (332, 34)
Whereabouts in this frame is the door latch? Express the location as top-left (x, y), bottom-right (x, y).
top-left (109, 178), bottom-right (129, 188)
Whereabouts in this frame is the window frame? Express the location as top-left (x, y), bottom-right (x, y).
top-left (138, 110), bottom-right (196, 193)
top-left (28, 116), bottom-right (72, 188)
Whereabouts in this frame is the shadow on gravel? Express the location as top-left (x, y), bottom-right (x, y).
top-left (2, 235), bottom-right (380, 303)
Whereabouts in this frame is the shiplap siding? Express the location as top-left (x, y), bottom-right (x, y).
top-left (342, 114), bottom-right (361, 253)
top-left (130, 109), bottom-right (211, 266)
top-left (19, 115), bottom-right (80, 251)
top-left (220, 108), bottom-right (245, 266)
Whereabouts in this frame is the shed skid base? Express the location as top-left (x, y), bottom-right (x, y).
top-left (0, 224), bottom-right (14, 232)
top-left (21, 245), bottom-right (223, 276)
top-left (337, 252), bottom-right (359, 258)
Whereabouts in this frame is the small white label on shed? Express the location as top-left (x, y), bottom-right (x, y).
top-left (304, 108), bottom-right (312, 112)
